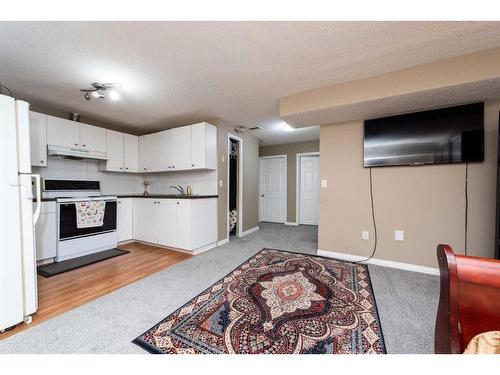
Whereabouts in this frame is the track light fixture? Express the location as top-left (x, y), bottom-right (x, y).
top-left (80, 82), bottom-right (121, 101)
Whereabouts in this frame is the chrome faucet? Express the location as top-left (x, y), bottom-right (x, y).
top-left (170, 185), bottom-right (184, 195)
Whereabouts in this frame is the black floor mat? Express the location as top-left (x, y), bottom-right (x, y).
top-left (37, 248), bottom-right (130, 277)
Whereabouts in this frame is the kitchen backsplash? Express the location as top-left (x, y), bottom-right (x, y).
top-left (33, 157), bottom-right (218, 195)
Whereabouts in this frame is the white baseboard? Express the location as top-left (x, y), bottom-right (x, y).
top-left (217, 238), bottom-right (229, 246)
top-left (239, 226), bottom-right (260, 237)
top-left (285, 221), bottom-right (299, 226)
top-left (316, 249), bottom-right (439, 276)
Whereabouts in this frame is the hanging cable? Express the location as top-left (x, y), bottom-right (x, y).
top-left (464, 162), bottom-right (469, 256)
top-left (0, 83), bottom-right (13, 97)
top-left (354, 167), bottom-right (378, 264)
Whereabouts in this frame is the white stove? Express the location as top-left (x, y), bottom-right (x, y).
top-left (42, 179), bottom-right (118, 262)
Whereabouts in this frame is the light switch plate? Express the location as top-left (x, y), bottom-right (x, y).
top-left (321, 179), bottom-right (328, 188)
top-left (362, 231), bottom-right (369, 240)
top-left (395, 230), bottom-right (404, 241)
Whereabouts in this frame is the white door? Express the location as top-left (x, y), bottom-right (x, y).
top-left (299, 155), bottom-right (320, 225)
top-left (106, 130), bottom-right (124, 172)
top-left (259, 156), bottom-right (286, 223)
top-left (79, 123), bottom-right (106, 152)
top-left (139, 133), bottom-right (159, 172)
top-left (170, 126), bottom-right (191, 170)
top-left (29, 111), bottom-right (47, 167)
top-left (117, 198), bottom-right (133, 242)
top-left (157, 199), bottom-right (178, 247)
top-left (46, 115), bottom-right (80, 148)
top-left (123, 134), bottom-right (139, 173)
top-left (132, 199), bottom-right (158, 244)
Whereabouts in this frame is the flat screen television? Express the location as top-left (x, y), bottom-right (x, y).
top-left (364, 102), bottom-right (484, 167)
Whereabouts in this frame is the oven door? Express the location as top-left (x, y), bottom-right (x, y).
top-left (58, 200), bottom-right (117, 241)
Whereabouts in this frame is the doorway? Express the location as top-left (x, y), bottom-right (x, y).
top-left (259, 155), bottom-right (287, 223)
top-left (228, 134), bottom-right (242, 240)
top-left (297, 153), bottom-right (320, 225)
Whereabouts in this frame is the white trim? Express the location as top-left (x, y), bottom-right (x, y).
top-left (316, 249), bottom-right (439, 275)
top-left (134, 240), bottom-right (217, 255)
top-left (296, 152), bottom-right (320, 226)
top-left (239, 226), bottom-right (260, 237)
top-left (217, 238), bottom-right (229, 246)
top-left (285, 221), bottom-right (299, 226)
top-left (259, 155), bottom-right (287, 224)
top-left (227, 133), bottom-right (243, 238)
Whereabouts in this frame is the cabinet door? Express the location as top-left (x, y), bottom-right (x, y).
top-left (132, 199), bottom-right (158, 244)
top-left (139, 133), bottom-right (158, 172)
top-left (29, 111), bottom-right (47, 167)
top-left (191, 122), bottom-right (217, 170)
top-left (34, 202), bottom-right (57, 261)
top-left (46, 115), bottom-right (80, 148)
top-left (157, 199), bottom-right (178, 248)
top-left (105, 130), bottom-right (124, 172)
top-left (117, 198), bottom-right (133, 242)
top-left (156, 130), bottom-right (172, 171)
top-left (170, 126), bottom-right (191, 170)
top-left (79, 123), bottom-right (106, 152)
top-left (175, 200), bottom-right (192, 250)
top-left (123, 134), bottom-right (139, 173)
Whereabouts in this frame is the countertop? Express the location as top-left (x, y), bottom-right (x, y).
top-left (117, 194), bottom-right (218, 199)
top-left (35, 194), bottom-right (218, 202)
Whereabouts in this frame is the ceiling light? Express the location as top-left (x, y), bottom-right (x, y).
top-left (108, 89), bottom-right (120, 101)
top-left (80, 82), bottom-right (121, 102)
top-left (281, 122), bottom-right (295, 131)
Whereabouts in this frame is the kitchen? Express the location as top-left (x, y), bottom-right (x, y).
top-left (1, 94), bottom-right (220, 334)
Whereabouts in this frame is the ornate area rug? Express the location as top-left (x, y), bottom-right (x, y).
top-left (133, 249), bottom-right (386, 354)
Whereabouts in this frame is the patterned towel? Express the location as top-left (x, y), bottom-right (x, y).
top-left (76, 201), bottom-right (106, 228)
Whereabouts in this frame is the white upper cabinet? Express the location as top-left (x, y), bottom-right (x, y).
top-left (138, 122), bottom-right (217, 173)
top-left (79, 123), bottom-right (106, 153)
top-left (123, 134), bottom-right (139, 173)
top-left (191, 122), bottom-right (217, 170)
top-left (46, 115), bottom-right (80, 148)
top-left (139, 133), bottom-right (159, 172)
top-left (170, 126), bottom-right (192, 170)
top-left (46, 115), bottom-right (106, 153)
top-left (29, 111), bottom-right (47, 167)
top-left (104, 129), bottom-right (124, 172)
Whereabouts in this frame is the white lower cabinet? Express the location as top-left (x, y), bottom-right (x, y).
top-left (117, 198), bottom-right (133, 242)
top-left (132, 198), bottom-right (217, 252)
top-left (34, 202), bottom-right (56, 261)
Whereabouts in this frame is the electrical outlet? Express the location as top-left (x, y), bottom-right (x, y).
top-left (321, 179), bottom-right (328, 188)
top-left (362, 231), bottom-right (369, 240)
top-left (219, 180), bottom-right (223, 188)
top-left (395, 230), bottom-right (404, 241)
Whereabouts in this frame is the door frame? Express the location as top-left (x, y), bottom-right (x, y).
top-left (259, 155), bottom-right (287, 224)
top-left (227, 133), bottom-right (243, 238)
top-left (296, 152), bottom-right (320, 225)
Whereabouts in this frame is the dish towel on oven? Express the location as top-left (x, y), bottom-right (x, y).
top-left (76, 201), bottom-right (106, 228)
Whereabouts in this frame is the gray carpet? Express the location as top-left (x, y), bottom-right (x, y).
top-left (0, 223), bottom-right (439, 354)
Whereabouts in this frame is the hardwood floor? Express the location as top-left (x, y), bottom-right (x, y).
top-left (0, 242), bottom-right (191, 340)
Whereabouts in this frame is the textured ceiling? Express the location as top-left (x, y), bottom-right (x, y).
top-left (1, 21), bottom-right (500, 145)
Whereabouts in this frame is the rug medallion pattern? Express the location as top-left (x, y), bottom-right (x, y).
top-left (133, 249), bottom-right (386, 354)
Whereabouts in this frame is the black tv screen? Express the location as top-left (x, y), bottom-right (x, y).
top-left (364, 102), bottom-right (484, 167)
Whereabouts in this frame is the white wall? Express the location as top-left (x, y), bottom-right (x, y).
top-left (33, 157), bottom-right (218, 196)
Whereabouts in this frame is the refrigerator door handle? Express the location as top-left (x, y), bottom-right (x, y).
top-left (32, 174), bottom-right (41, 225)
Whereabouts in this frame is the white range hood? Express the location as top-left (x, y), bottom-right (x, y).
top-left (47, 144), bottom-right (108, 160)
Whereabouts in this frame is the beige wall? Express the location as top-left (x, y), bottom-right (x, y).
top-left (319, 101), bottom-right (499, 268)
top-left (260, 141), bottom-right (320, 223)
top-left (213, 119), bottom-right (260, 241)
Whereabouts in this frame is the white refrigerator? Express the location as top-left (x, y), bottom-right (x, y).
top-left (0, 94), bottom-right (41, 331)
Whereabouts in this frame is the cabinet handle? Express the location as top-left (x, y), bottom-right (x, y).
top-left (143, 168), bottom-right (147, 170)
top-left (192, 164), bottom-right (195, 167)
top-left (125, 167), bottom-right (129, 170)
top-left (120, 167), bottom-right (123, 170)
top-left (82, 144), bottom-right (86, 147)
top-left (176, 202), bottom-right (179, 205)
top-left (41, 160), bottom-right (44, 164)
top-left (74, 143), bottom-right (78, 146)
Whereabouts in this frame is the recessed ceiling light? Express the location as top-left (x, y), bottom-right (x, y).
top-left (281, 122), bottom-right (295, 131)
